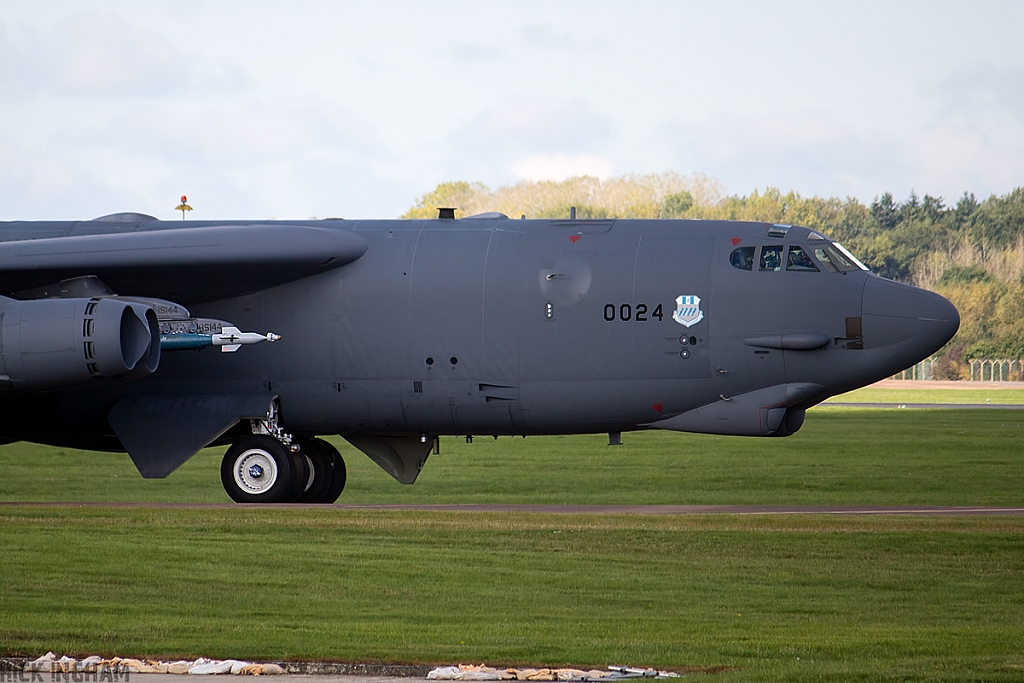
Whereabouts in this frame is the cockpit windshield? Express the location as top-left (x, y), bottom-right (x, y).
top-left (814, 243), bottom-right (868, 272)
top-left (831, 242), bottom-right (869, 271)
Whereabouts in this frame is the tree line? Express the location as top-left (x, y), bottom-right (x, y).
top-left (404, 175), bottom-right (1024, 378)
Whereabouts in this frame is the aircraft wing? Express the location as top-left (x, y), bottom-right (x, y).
top-left (0, 224), bottom-right (367, 304)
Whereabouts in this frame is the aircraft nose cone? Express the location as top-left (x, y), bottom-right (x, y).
top-left (862, 277), bottom-right (959, 362)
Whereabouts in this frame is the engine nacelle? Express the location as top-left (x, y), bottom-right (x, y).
top-left (0, 297), bottom-right (160, 392)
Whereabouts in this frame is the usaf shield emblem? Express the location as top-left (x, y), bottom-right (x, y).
top-left (672, 295), bottom-right (704, 327)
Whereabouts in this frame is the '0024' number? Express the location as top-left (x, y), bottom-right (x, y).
top-left (604, 303), bottom-right (664, 322)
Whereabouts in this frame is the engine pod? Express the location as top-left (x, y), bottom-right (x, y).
top-left (0, 297), bottom-right (161, 391)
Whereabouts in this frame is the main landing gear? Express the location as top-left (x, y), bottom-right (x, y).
top-left (220, 405), bottom-right (345, 504)
top-left (221, 435), bottom-right (346, 504)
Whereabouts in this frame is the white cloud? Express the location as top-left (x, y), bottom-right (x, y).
top-left (439, 99), bottom-right (615, 184)
top-left (909, 122), bottom-right (1024, 199)
top-left (0, 98), bottom-right (412, 220)
top-left (511, 152), bottom-right (615, 182)
top-left (516, 23), bottom-right (604, 50)
top-left (0, 12), bottom-right (246, 98)
top-left (5, 3), bottom-right (1024, 219)
top-left (935, 62), bottom-right (1024, 122)
top-left (665, 110), bottom-right (906, 199)
top-left (663, 102), bottom-right (1024, 202)
top-left (456, 99), bottom-right (612, 153)
top-left (443, 42), bottom-right (502, 64)
top-left (901, 62), bottom-right (1024, 198)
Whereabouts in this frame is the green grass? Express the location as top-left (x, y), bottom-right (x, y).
top-left (1, 410), bottom-right (1022, 506)
top-left (1, 509), bottom-right (1022, 681)
top-left (3, 410), bottom-right (1024, 680)
top-left (826, 386), bottom-right (1024, 404)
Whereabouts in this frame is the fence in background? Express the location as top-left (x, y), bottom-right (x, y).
top-left (892, 358), bottom-right (1024, 381)
top-left (893, 357), bottom-right (936, 381)
top-left (967, 359), bottom-right (1023, 382)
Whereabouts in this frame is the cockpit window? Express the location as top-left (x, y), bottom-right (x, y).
top-left (814, 248), bottom-right (839, 273)
top-left (786, 246), bottom-right (819, 272)
top-left (730, 246), bottom-right (754, 270)
top-left (832, 242), bottom-right (870, 271)
top-left (759, 245), bottom-right (783, 271)
top-left (827, 246), bottom-right (858, 271)
top-left (814, 243), bottom-right (867, 272)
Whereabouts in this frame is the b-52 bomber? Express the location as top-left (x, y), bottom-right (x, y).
top-left (0, 209), bottom-right (958, 503)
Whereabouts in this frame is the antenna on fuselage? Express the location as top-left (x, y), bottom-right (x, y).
top-left (175, 195), bottom-right (193, 220)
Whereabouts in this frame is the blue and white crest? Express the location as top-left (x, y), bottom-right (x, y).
top-left (672, 295), bottom-right (704, 327)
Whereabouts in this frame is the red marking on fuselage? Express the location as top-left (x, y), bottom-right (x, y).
top-left (730, 237), bottom-right (742, 246)
top-left (569, 235), bottom-right (581, 243)
top-left (652, 403), bottom-right (664, 413)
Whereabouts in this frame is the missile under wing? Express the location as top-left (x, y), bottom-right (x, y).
top-left (0, 212), bottom-right (958, 502)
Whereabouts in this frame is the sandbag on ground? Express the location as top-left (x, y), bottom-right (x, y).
top-left (23, 654), bottom-right (286, 675)
top-left (427, 665), bottom-right (678, 681)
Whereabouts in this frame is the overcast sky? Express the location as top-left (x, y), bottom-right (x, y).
top-left (2, 1), bottom-right (1023, 220)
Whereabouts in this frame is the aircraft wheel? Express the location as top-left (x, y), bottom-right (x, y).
top-left (321, 439), bottom-right (347, 503)
top-left (297, 437), bottom-right (346, 504)
top-left (221, 435), bottom-right (301, 503)
top-left (289, 448), bottom-right (311, 502)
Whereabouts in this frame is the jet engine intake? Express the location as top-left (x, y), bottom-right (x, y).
top-left (0, 297), bottom-right (160, 392)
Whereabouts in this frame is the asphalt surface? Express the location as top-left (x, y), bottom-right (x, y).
top-left (1, 502), bottom-right (1023, 515)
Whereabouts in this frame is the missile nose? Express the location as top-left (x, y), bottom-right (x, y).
top-left (862, 277), bottom-right (960, 362)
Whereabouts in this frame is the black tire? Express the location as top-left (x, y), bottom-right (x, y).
top-left (289, 448), bottom-right (312, 502)
top-left (321, 439), bottom-right (347, 503)
top-left (296, 437), bottom-right (346, 504)
top-left (221, 435), bottom-right (300, 503)
top-left (296, 438), bottom-right (333, 503)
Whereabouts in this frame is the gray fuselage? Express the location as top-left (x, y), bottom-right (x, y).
top-left (0, 215), bottom-right (958, 484)
top-left (0, 216), bottom-right (958, 489)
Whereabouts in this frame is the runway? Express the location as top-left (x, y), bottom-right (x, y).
top-left (2, 502), bottom-right (1023, 515)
